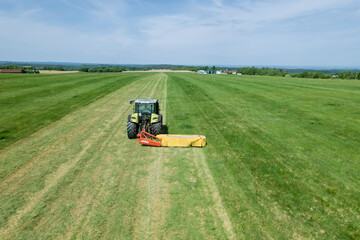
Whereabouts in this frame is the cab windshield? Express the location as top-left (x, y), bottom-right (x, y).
top-left (136, 103), bottom-right (155, 115)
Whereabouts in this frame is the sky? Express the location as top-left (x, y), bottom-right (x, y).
top-left (0, 0), bottom-right (360, 67)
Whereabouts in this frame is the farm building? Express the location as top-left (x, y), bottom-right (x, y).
top-left (0, 69), bottom-right (25, 73)
top-left (197, 70), bottom-right (223, 74)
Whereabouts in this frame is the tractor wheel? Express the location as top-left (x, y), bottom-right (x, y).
top-left (127, 122), bottom-right (138, 139)
top-left (151, 122), bottom-right (162, 136)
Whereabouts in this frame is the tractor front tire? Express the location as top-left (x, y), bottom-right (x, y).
top-left (127, 122), bottom-right (138, 139)
top-left (151, 122), bottom-right (162, 136)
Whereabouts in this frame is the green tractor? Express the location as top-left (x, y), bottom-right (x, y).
top-left (127, 99), bottom-right (163, 139)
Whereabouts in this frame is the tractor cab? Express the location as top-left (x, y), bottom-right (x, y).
top-left (134, 99), bottom-right (159, 116)
top-left (127, 99), bottom-right (162, 138)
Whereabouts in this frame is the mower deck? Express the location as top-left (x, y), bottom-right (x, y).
top-left (138, 130), bottom-right (206, 147)
top-left (157, 134), bottom-right (206, 147)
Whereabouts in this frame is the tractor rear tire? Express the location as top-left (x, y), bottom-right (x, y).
top-left (127, 122), bottom-right (138, 139)
top-left (151, 122), bottom-right (162, 136)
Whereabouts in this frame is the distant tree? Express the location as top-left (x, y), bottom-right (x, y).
top-left (344, 71), bottom-right (352, 79)
top-left (350, 72), bottom-right (356, 79)
top-left (79, 67), bottom-right (89, 72)
top-left (338, 72), bottom-right (345, 79)
top-left (299, 72), bottom-right (309, 78)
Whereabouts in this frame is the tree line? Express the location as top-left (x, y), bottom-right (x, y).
top-left (236, 67), bottom-right (288, 76)
top-left (78, 66), bottom-right (126, 72)
top-left (0, 65), bottom-right (39, 73)
top-left (334, 71), bottom-right (359, 80)
top-left (43, 66), bottom-right (65, 71)
top-left (290, 72), bottom-right (331, 79)
top-left (235, 67), bottom-right (360, 80)
top-left (290, 71), bottom-right (360, 80)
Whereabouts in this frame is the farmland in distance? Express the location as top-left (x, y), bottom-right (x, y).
top-left (0, 72), bottom-right (359, 239)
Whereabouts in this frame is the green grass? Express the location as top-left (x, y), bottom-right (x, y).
top-left (0, 72), bottom-right (359, 239)
top-left (166, 73), bottom-right (360, 239)
top-left (0, 72), bottom-right (153, 150)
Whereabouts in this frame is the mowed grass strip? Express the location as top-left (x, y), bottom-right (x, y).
top-left (0, 72), bottom-right (154, 150)
top-left (0, 73), bottom-right (160, 238)
top-left (166, 73), bottom-right (360, 239)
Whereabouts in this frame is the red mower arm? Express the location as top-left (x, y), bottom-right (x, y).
top-left (138, 129), bottom-right (162, 147)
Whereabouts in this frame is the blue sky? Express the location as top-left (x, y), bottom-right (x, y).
top-left (1, 0), bottom-right (360, 67)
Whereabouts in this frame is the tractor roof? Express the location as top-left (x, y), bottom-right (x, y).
top-left (135, 99), bottom-right (158, 104)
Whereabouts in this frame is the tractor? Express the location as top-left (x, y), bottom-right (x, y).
top-left (127, 99), bottom-right (163, 139)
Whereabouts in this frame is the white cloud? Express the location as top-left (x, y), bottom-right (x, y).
top-left (0, 0), bottom-right (359, 65)
top-left (0, 9), bottom-right (136, 63)
top-left (136, 0), bottom-right (360, 65)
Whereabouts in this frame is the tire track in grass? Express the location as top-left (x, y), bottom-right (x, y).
top-left (174, 74), bottom-right (308, 238)
top-left (132, 73), bottom-right (170, 239)
top-left (146, 73), bottom-right (169, 237)
top-left (180, 87), bottom-right (237, 238)
top-left (187, 75), bottom-right (357, 238)
top-left (63, 107), bottom-right (127, 239)
top-left (174, 76), bottom-right (236, 236)
top-left (38, 74), bottom-right (160, 238)
top-left (134, 148), bottom-right (169, 239)
top-left (182, 77), bottom-right (277, 237)
top-left (54, 73), bottom-right (163, 239)
top-left (0, 74), bottom-right (158, 239)
top-left (167, 74), bottom-right (238, 238)
top-left (69, 74), bottom-right (163, 239)
top-left (144, 73), bottom-right (233, 239)
top-left (139, 74), bottom-right (227, 239)
top-left (191, 149), bottom-right (236, 240)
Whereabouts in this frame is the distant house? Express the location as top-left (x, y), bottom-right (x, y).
top-left (0, 69), bottom-right (25, 73)
top-left (197, 70), bottom-right (207, 74)
top-left (227, 71), bottom-right (237, 75)
top-left (216, 70), bottom-right (222, 74)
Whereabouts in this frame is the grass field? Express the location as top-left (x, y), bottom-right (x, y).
top-left (0, 72), bottom-right (359, 239)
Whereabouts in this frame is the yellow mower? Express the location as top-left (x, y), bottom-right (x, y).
top-left (127, 99), bottom-right (206, 147)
